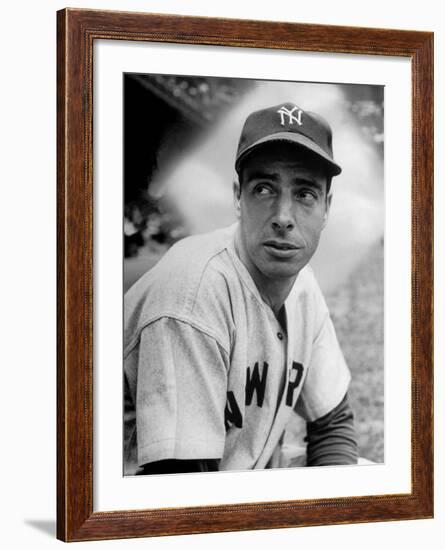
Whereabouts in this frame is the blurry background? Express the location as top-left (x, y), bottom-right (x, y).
top-left (123, 74), bottom-right (384, 463)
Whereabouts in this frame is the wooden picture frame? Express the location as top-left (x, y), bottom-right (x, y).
top-left (57, 8), bottom-right (433, 542)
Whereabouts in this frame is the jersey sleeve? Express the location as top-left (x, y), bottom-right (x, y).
top-left (135, 317), bottom-right (229, 467)
top-left (296, 291), bottom-right (351, 423)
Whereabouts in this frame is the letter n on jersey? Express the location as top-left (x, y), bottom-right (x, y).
top-left (225, 391), bottom-right (243, 430)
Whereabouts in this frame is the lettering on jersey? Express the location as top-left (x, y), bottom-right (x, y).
top-left (225, 360), bottom-right (305, 431)
top-left (286, 361), bottom-right (304, 406)
top-left (224, 391), bottom-right (243, 430)
top-left (245, 361), bottom-right (269, 407)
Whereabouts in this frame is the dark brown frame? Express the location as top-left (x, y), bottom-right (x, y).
top-left (57, 8), bottom-right (434, 542)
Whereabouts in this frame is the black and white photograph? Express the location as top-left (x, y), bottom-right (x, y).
top-left (123, 74), bottom-right (384, 477)
top-left (1, 0), bottom-right (440, 546)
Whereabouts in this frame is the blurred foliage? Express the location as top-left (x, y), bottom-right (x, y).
top-left (124, 75), bottom-right (253, 258)
top-left (124, 193), bottom-right (188, 258)
top-left (146, 74), bottom-right (253, 124)
top-left (325, 240), bottom-right (384, 462)
top-left (346, 98), bottom-right (384, 149)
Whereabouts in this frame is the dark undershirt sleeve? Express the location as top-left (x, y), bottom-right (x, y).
top-left (136, 459), bottom-right (220, 475)
top-left (306, 392), bottom-right (358, 466)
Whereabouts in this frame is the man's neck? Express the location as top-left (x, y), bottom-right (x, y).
top-left (234, 230), bottom-right (297, 318)
top-left (254, 276), bottom-right (295, 317)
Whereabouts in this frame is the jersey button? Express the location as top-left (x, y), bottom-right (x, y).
top-left (277, 332), bottom-right (283, 340)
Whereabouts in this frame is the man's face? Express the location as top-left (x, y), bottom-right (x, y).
top-left (234, 142), bottom-right (332, 285)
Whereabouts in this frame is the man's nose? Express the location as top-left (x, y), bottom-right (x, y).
top-left (271, 196), bottom-right (295, 231)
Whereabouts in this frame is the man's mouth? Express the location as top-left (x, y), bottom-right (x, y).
top-left (263, 240), bottom-right (299, 250)
top-left (263, 240), bottom-right (302, 259)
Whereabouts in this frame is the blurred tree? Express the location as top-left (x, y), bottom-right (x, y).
top-left (124, 74), bottom-right (253, 257)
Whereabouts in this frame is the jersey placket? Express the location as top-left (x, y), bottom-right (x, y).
top-left (257, 281), bottom-right (314, 469)
top-left (254, 307), bottom-right (295, 469)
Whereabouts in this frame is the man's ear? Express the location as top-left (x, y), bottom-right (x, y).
top-left (322, 192), bottom-right (332, 230)
top-left (233, 179), bottom-right (241, 219)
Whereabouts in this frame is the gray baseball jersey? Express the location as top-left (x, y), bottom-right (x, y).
top-left (124, 224), bottom-right (350, 474)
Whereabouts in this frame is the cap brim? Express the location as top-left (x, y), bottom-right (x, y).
top-left (235, 132), bottom-right (342, 176)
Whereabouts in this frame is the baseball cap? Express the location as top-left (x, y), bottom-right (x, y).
top-left (235, 102), bottom-right (342, 176)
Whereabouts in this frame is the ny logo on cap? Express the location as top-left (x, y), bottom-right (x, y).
top-left (277, 105), bottom-right (303, 127)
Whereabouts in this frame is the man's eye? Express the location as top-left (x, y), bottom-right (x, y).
top-left (254, 184), bottom-right (274, 196)
top-left (296, 191), bottom-right (318, 204)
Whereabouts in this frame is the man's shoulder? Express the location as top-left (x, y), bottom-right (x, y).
top-left (289, 265), bottom-right (329, 316)
top-left (124, 225), bottom-right (237, 344)
top-left (293, 265), bottom-right (322, 295)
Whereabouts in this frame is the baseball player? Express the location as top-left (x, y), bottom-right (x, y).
top-left (124, 102), bottom-right (358, 475)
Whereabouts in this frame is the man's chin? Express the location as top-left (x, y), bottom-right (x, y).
top-left (260, 261), bottom-right (304, 281)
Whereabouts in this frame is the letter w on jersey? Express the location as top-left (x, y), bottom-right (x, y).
top-left (245, 361), bottom-right (269, 407)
